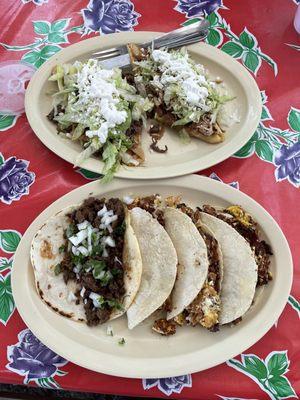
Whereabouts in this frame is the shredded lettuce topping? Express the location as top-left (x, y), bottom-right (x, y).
top-left (134, 48), bottom-right (232, 126)
top-left (49, 59), bottom-right (152, 182)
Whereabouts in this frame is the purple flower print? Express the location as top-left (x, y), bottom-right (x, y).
top-left (6, 329), bottom-right (67, 384)
top-left (143, 374), bottom-right (192, 396)
top-left (174, 0), bottom-right (222, 18)
top-left (82, 0), bottom-right (140, 34)
top-left (0, 155), bottom-right (35, 205)
top-left (274, 142), bottom-right (300, 188)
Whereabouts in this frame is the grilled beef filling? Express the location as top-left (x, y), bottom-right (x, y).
top-left (58, 197), bottom-right (126, 326)
top-left (201, 205), bottom-right (272, 285)
top-left (128, 195), bottom-right (165, 226)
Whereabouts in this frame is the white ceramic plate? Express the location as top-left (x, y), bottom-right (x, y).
top-left (25, 32), bottom-right (262, 179)
top-left (12, 175), bottom-right (292, 378)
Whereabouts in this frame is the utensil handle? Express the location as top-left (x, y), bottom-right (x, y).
top-left (142, 20), bottom-right (209, 49)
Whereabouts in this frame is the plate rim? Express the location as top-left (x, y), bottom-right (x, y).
top-left (25, 31), bottom-right (262, 180)
top-left (12, 175), bottom-right (293, 378)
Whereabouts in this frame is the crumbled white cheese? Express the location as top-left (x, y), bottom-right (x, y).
top-left (150, 49), bottom-right (210, 109)
top-left (76, 61), bottom-right (127, 143)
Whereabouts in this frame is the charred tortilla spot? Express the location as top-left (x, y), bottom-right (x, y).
top-left (40, 240), bottom-right (54, 259)
top-left (47, 284), bottom-right (51, 290)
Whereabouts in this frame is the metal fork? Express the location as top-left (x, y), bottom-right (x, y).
top-left (92, 20), bottom-right (209, 69)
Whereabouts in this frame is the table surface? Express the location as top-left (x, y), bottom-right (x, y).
top-left (0, 0), bottom-right (299, 399)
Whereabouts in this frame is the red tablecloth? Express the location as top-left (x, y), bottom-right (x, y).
top-left (0, 0), bottom-right (299, 398)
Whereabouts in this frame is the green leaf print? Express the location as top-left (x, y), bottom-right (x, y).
top-left (40, 45), bottom-right (61, 59)
top-left (0, 273), bottom-right (15, 325)
top-left (267, 376), bottom-right (296, 398)
top-left (33, 21), bottom-right (51, 35)
top-left (76, 168), bottom-right (102, 180)
top-left (234, 139), bottom-right (256, 158)
top-left (0, 115), bottom-right (18, 131)
top-left (206, 29), bottom-right (222, 46)
top-left (221, 41), bottom-right (244, 58)
top-left (243, 355), bottom-right (268, 380)
top-left (255, 140), bottom-right (274, 163)
top-left (287, 107), bottom-right (300, 133)
top-left (0, 153), bottom-right (4, 165)
top-left (206, 12), bottom-right (218, 26)
top-left (239, 28), bottom-right (256, 49)
top-left (22, 50), bottom-right (41, 65)
top-left (182, 17), bottom-right (201, 26)
top-left (243, 50), bottom-right (261, 74)
top-left (0, 257), bottom-right (13, 272)
top-left (51, 19), bottom-right (70, 32)
top-left (261, 106), bottom-right (273, 121)
top-left (267, 352), bottom-right (289, 377)
top-left (0, 230), bottom-right (21, 253)
top-left (47, 33), bottom-right (67, 44)
top-left (288, 295), bottom-right (300, 317)
top-left (227, 351), bottom-right (297, 400)
top-left (22, 45), bottom-right (61, 67)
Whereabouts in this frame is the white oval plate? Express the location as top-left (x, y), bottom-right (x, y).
top-left (25, 32), bottom-right (261, 179)
top-left (12, 175), bottom-right (292, 378)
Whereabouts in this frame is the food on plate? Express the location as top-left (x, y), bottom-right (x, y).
top-left (30, 194), bottom-right (272, 336)
top-left (167, 204), bottom-right (224, 331)
top-left (127, 196), bottom-right (223, 334)
top-left (31, 197), bottom-right (142, 325)
top-left (48, 59), bottom-right (153, 182)
top-left (131, 48), bottom-right (233, 144)
top-left (163, 207), bottom-right (209, 320)
top-left (201, 205), bottom-right (272, 285)
top-left (47, 47), bottom-right (236, 181)
top-left (199, 211), bottom-right (258, 325)
top-left (126, 207), bottom-right (178, 329)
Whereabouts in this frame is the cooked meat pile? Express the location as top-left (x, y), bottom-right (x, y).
top-left (59, 197), bottom-right (126, 326)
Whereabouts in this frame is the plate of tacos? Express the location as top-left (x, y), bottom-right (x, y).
top-left (25, 31), bottom-right (261, 181)
top-left (12, 175), bottom-right (292, 378)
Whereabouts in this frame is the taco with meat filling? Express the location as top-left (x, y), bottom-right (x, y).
top-left (127, 196), bottom-right (223, 334)
top-left (126, 204), bottom-right (178, 329)
top-left (198, 207), bottom-right (263, 325)
top-left (31, 197), bottom-right (143, 326)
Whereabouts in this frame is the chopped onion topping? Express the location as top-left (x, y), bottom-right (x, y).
top-left (77, 220), bottom-right (89, 230)
top-left (97, 205), bottom-right (107, 217)
top-left (67, 292), bottom-right (77, 302)
top-left (104, 236), bottom-right (115, 248)
top-left (123, 195), bottom-right (134, 205)
top-left (80, 287), bottom-right (86, 298)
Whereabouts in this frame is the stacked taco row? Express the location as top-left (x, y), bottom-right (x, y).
top-left (31, 194), bottom-right (272, 335)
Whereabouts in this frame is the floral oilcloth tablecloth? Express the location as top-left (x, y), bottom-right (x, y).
top-left (0, 0), bottom-right (300, 399)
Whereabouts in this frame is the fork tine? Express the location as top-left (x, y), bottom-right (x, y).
top-left (93, 47), bottom-right (120, 56)
top-left (94, 50), bottom-right (121, 61)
